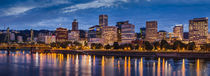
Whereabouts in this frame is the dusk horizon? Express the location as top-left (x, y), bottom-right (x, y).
top-left (0, 0), bottom-right (210, 32)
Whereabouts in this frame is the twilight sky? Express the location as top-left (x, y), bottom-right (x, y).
top-left (0, 0), bottom-right (210, 32)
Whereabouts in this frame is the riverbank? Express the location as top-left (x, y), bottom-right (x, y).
top-left (30, 49), bottom-right (210, 59)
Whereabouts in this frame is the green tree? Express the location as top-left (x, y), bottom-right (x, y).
top-left (95, 43), bottom-right (103, 49)
top-left (187, 42), bottom-right (196, 50)
top-left (104, 44), bottom-right (111, 49)
top-left (91, 43), bottom-right (96, 49)
top-left (160, 40), bottom-right (170, 50)
top-left (144, 41), bottom-right (153, 51)
top-left (153, 41), bottom-right (160, 50)
top-left (50, 42), bottom-right (57, 47)
top-left (135, 44), bottom-right (139, 50)
top-left (173, 40), bottom-right (186, 50)
top-left (113, 42), bottom-right (120, 49)
top-left (200, 43), bottom-right (210, 51)
top-left (60, 42), bottom-right (69, 48)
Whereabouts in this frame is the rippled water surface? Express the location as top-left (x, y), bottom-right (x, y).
top-left (0, 51), bottom-right (209, 76)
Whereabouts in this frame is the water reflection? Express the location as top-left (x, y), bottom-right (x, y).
top-left (0, 51), bottom-right (209, 76)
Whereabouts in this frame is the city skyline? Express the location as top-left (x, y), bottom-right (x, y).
top-left (0, 0), bottom-right (210, 32)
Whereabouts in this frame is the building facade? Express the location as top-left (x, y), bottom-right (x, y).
top-left (173, 24), bottom-right (183, 40)
top-left (116, 21), bottom-right (129, 42)
top-left (146, 21), bottom-right (158, 42)
top-left (101, 26), bottom-right (118, 45)
top-left (44, 36), bottom-right (56, 44)
top-left (88, 25), bottom-right (103, 44)
top-left (140, 27), bottom-right (146, 39)
top-left (68, 31), bottom-right (80, 42)
top-left (55, 27), bottom-right (68, 42)
top-left (72, 19), bottom-right (78, 31)
top-left (17, 36), bottom-right (23, 43)
top-left (189, 17), bottom-right (208, 44)
top-left (118, 21), bottom-right (135, 44)
top-left (69, 19), bottom-right (80, 42)
top-left (158, 30), bottom-right (167, 41)
top-left (99, 14), bottom-right (108, 26)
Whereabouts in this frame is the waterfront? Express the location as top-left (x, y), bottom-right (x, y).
top-left (0, 51), bottom-right (209, 76)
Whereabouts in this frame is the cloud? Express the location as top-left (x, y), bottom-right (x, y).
top-left (31, 17), bottom-right (70, 28)
top-left (2, 0), bottom-right (70, 16)
top-left (3, 6), bottom-right (35, 16)
top-left (63, 0), bottom-right (128, 13)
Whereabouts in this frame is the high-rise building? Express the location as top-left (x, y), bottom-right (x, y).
top-left (102, 26), bottom-right (118, 45)
top-left (116, 21), bottom-right (135, 44)
top-left (17, 36), bottom-right (23, 43)
top-left (69, 19), bottom-right (80, 41)
top-left (68, 31), bottom-right (80, 42)
top-left (88, 25), bottom-right (103, 44)
top-left (146, 21), bottom-right (158, 42)
top-left (10, 33), bottom-right (15, 41)
top-left (158, 30), bottom-right (167, 40)
top-left (99, 14), bottom-right (108, 26)
top-left (189, 17), bottom-right (208, 44)
top-left (140, 27), bottom-right (146, 39)
top-left (55, 27), bottom-right (68, 42)
top-left (72, 19), bottom-right (78, 31)
top-left (173, 24), bottom-right (183, 40)
top-left (116, 21), bottom-right (129, 42)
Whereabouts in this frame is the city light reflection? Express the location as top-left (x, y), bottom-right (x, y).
top-left (196, 59), bottom-right (200, 76)
top-left (158, 57), bottom-right (161, 76)
top-left (182, 59), bottom-right (185, 76)
top-left (0, 51), bottom-right (208, 76)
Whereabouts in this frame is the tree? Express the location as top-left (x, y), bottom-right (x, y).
top-left (113, 42), bottom-right (120, 49)
top-left (160, 40), bottom-right (170, 50)
top-left (188, 42), bottom-right (196, 50)
top-left (50, 42), bottom-right (57, 47)
top-left (60, 42), bottom-right (69, 48)
top-left (200, 43), bottom-right (210, 51)
top-left (104, 44), bottom-right (111, 49)
top-left (153, 41), bottom-right (160, 50)
top-left (144, 41), bottom-right (153, 51)
top-left (135, 44), bottom-right (139, 50)
top-left (91, 43), bottom-right (96, 49)
top-left (173, 40), bottom-right (186, 51)
top-left (95, 43), bottom-right (103, 49)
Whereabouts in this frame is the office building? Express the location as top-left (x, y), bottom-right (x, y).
top-left (189, 17), bottom-right (208, 44)
top-left (146, 21), bottom-right (158, 42)
top-left (173, 24), bottom-right (183, 40)
top-left (101, 26), bottom-right (118, 45)
top-left (55, 27), bottom-right (68, 42)
top-left (99, 14), bottom-right (108, 26)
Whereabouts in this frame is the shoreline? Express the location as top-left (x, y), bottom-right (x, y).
top-left (29, 49), bottom-right (210, 59)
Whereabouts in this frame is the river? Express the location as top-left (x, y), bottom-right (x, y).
top-left (0, 51), bottom-right (209, 76)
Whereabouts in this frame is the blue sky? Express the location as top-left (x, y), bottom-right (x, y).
top-left (0, 0), bottom-right (210, 32)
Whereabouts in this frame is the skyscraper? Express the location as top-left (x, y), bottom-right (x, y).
top-left (189, 17), bottom-right (208, 44)
top-left (116, 21), bottom-right (129, 42)
top-left (146, 21), bottom-right (158, 42)
top-left (173, 24), bottom-right (183, 40)
top-left (99, 14), bottom-right (108, 26)
top-left (55, 27), bottom-right (68, 42)
top-left (140, 27), bottom-right (146, 39)
top-left (116, 21), bottom-right (135, 44)
top-left (88, 25), bottom-right (103, 44)
top-left (72, 19), bottom-right (78, 31)
top-left (102, 26), bottom-right (118, 45)
top-left (69, 19), bottom-right (80, 42)
top-left (158, 30), bottom-right (167, 40)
